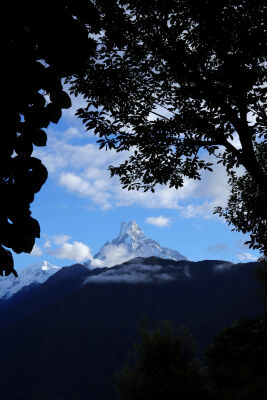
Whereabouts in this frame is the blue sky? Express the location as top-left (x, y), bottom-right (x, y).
top-left (14, 94), bottom-right (260, 270)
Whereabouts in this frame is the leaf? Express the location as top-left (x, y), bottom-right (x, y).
top-left (4, 269), bottom-right (15, 277)
top-left (15, 135), bottom-right (33, 157)
top-left (0, 247), bottom-right (14, 277)
top-left (23, 216), bottom-right (41, 239)
top-left (18, 234), bottom-right (36, 254)
top-left (32, 129), bottom-right (47, 147)
top-left (50, 91), bottom-right (72, 109)
top-left (10, 226), bottom-right (36, 254)
top-left (30, 162), bottom-right (48, 193)
top-left (45, 103), bottom-right (62, 124)
top-left (12, 269), bottom-right (18, 277)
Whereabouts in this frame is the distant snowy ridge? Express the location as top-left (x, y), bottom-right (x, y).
top-left (0, 261), bottom-right (59, 299)
top-left (90, 220), bottom-right (187, 267)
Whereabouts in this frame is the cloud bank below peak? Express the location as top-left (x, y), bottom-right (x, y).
top-left (84, 262), bottom-right (177, 285)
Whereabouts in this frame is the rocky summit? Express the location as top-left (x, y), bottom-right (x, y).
top-left (92, 220), bottom-right (187, 266)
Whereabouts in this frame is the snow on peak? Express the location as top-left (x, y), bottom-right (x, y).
top-left (1, 221), bottom-right (187, 298)
top-left (0, 261), bottom-right (59, 299)
top-left (91, 221), bottom-right (187, 268)
top-left (117, 220), bottom-right (146, 242)
top-left (42, 260), bottom-right (53, 271)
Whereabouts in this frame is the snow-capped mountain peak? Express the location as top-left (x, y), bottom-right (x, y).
top-left (0, 261), bottom-right (59, 299)
top-left (92, 220), bottom-right (187, 267)
top-left (117, 220), bottom-right (146, 242)
top-left (41, 260), bottom-right (54, 271)
top-left (1, 221), bottom-right (186, 299)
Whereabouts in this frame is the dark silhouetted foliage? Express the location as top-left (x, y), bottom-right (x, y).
top-left (206, 316), bottom-right (267, 400)
top-left (116, 320), bottom-right (208, 400)
top-left (116, 316), bottom-right (267, 400)
top-left (215, 142), bottom-right (267, 255)
top-left (70, 0), bottom-right (266, 251)
top-left (1, 1), bottom-right (100, 276)
top-left (255, 257), bottom-right (267, 307)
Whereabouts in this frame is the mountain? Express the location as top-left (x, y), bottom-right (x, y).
top-left (0, 263), bottom-right (90, 331)
top-left (90, 220), bottom-right (187, 266)
top-left (0, 257), bottom-right (263, 400)
top-left (0, 221), bottom-right (186, 299)
top-left (0, 260), bottom-right (59, 299)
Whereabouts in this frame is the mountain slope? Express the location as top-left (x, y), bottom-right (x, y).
top-left (0, 263), bottom-right (90, 331)
top-left (0, 260), bottom-right (59, 299)
top-left (0, 258), bottom-right (262, 400)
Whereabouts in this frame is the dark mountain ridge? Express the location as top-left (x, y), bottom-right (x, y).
top-left (0, 263), bottom-right (89, 330)
top-left (0, 257), bottom-right (263, 400)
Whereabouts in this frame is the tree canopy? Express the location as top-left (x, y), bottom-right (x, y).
top-left (215, 142), bottom-right (266, 254)
top-left (206, 316), bottom-right (267, 400)
top-left (70, 0), bottom-right (266, 252)
top-left (116, 317), bottom-right (267, 400)
top-left (1, 1), bottom-right (100, 276)
top-left (2, 0), bottom-right (266, 275)
top-left (116, 320), bottom-right (207, 400)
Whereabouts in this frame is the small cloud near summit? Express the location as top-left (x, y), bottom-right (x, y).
top-left (237, 253), bottom-right (258, 262)
top-left (145, 216), bottom-right (171, 228)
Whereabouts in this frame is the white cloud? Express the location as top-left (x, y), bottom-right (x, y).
top-left (180, 201), bottom-right (218, 219)
top-left (30, 244), bottom-right (42, 256)
top-left (84, 262), bottom-right (175, 284)
top-left (95, 243), bottom-right (135, 268)
top-left (213, 262), bottom-right (234, 272)
top-left (52, 234), bottom-right (71, 246)
top-left (34, 123), bottom-right (242, 218)
top-left (49, 241), bottom-right (93, 263)
top-left (237, 252), bottom-right (258, 262)
top-left (146, 216), bottom-right (171, 227)
top-left (59, 172), bottom-right (111, 209)
top-left (43, 233), bottom-right (103, 266)
top-left (113, 185), bottom-right (183, 210)
top-left (178, 157), bottom-right (233, 219)
top-left (64, 126), bottom-right (83, 138)
top-left (44, 240), bottom-right (51, 249)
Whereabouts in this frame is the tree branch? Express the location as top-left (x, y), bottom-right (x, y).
top-left (150, 110), bottom-right (170, 120)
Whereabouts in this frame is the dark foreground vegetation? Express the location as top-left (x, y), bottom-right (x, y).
top-left (116, 317), bottom-right (267, 400)
top-left (0, 258), bottom-right (265, 399)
